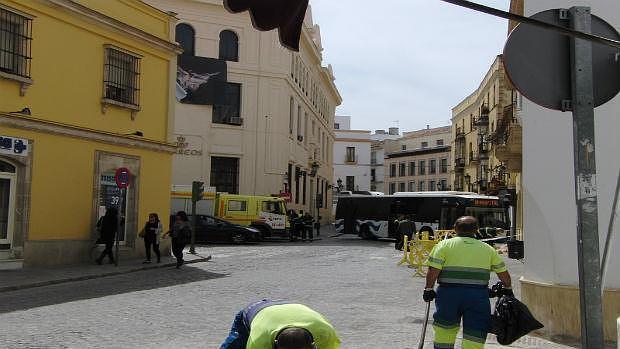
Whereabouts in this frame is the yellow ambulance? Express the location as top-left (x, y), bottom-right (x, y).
top-left (214, 194), bottom-right (290, 239)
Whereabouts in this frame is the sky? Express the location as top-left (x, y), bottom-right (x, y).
top-left (308, 0), bottom-right (511, 132)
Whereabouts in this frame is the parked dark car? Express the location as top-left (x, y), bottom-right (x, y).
top-left (190, 215), bottom-right (259, 244)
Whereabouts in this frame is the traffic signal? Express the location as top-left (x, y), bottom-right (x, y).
top-left (192, 181), bottom-right (204, 203)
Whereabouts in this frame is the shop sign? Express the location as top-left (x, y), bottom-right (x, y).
top-left (0, 135), bottom-right (29, 157)
top-left (175, 135), bottom-right (203, 156)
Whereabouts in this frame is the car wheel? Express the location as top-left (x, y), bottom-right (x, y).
top-left (360, 225), bottom-right (372, 240)
top-left (232, 233), bottom-right (246, 244)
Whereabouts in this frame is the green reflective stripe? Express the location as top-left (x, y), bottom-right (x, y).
top-left (443, 266), bottom-right (490, 273)
top-left (439, 270), bottom-right (490, 281)
top-left (437, 277), bottom-right (489, 285)
top-left (463, 333), bottom-right (487, 344)
top-left (428, 256), bottom-right (445, 265)
top-left (433, 343), bottom-right (455, 349)
top-left (491, 262), bottom-right (506, 270)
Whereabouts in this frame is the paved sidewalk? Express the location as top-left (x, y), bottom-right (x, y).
top-left (0, 251), bottom-right (211, 293)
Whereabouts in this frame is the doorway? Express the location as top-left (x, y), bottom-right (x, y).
top-left (0, 160), bottom-right (16, 249)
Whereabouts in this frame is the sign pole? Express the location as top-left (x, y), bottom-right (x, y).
top-left (569, 7), bottom-right (604, 347)
top-left (115, 188), bottom-right (123, 267)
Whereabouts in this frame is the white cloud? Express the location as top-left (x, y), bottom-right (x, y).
top-left (310, 0), bottom-right (511, 131)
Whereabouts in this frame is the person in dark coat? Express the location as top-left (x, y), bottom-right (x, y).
top-left (163, 211), bottom-right (191, 268)
top-left (140, 213), bottom-right (162, 264)
top-left (96, 207), bottom-right (118, 265)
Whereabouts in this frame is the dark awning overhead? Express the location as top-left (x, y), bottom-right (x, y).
top-left (223, 0), bottom-right (308, 51)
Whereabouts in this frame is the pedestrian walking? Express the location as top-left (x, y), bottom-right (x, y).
top-left (219, 299), bottom-right (340, 349)
top-left (394, 214), bottom-right (417, 250)
top-left (163, 211), bottom-right (191, 268)
top-left (139, 213), bottom-right (162, 264)
top-left (95, 207), bottom-right (118, 265)
top-left (423, 216), bottom-right (513, 349)
top-left (302, 211), bottom-right (314, 242)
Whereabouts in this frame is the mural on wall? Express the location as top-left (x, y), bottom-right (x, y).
top-left (176, 56), bottom-right (227, 104)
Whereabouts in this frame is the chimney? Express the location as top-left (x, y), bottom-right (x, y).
top-left (375, 130), bottom-right (386, 135)
top-left (426, 124), bottom-right (430, 129)
top-left (388, 127), bottom-right (399, 135)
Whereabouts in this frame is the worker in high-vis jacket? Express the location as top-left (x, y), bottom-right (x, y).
top-left (219, 299), bottom-right (340, 349)
top-left (423, 216), bottom-right (513, 349)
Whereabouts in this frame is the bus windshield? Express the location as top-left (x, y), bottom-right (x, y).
top-left (464, 207), bottom-right (509, 230)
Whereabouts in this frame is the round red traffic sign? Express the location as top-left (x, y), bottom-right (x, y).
top-left (115, 167), bottom-right (131, 189)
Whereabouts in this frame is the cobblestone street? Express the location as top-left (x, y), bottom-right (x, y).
top-left (0, 234), bottom-right (576, 349)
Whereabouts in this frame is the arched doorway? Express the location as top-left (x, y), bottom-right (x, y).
top-left (0, 159), bottom-right (16, 248)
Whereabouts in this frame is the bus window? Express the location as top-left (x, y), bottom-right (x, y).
top-left (464, 207), bottom-right (508, 230)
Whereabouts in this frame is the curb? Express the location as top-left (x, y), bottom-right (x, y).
top-left (0, 255), bottom-right (212, 294)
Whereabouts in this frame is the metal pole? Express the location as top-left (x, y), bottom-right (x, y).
top-left (439, 0), bottom-right (620, 49)
top-left (601, 168), bottom-right (620, 291)
top-left (115, 188), bottom-right (123, 267)
top-left (570, 7), bottom-right (604, 348)
top-left (190, 199), bottom-right (197, 254)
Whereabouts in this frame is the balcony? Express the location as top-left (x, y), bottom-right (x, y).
top-left (454, 157), bottom-right (465, 172)
top-left (455, 127), bottom-right (465, 140)
top-left (474, 115), bottom-right (489, 128)
top-left (469, 151), bottom-right (480, 163)
top-left (490, 103), bottom-right (522, 171)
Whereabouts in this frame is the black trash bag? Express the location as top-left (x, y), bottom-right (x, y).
top-left (490, 295), bottom-right (544, 345)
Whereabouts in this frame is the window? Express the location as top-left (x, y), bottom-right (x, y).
top-left (437, 139), bottom-right (444, 146)
top-left (227, 200), bottom-right (247, 211)
top-left (440, 179), bottom-right (448, 190)
top-left (210, 157), bottom-right (239, 194)
top-left (371, 151), bottom-right (377, 165)
top-left (103, 47), bottom-right (141, 107)
top-left (289, 98), bottom-right (294, 134)
top-left (409, 162), bottom-right (415, 176)
top-left (440, 158), bottom-right (448, 173)
top-left (334, 123), bottom-right (340, 129)
top-left (408, 181), bottom-right (415, 191)
top-left (213, 82), bottom-right (241, 124)
top-left (401, 145), bottom-right (407, 151)
top-left (346, 176), bottom-right (355, 191)
top-left (390, 163), bottom-right (396, 178)
top-left (297, 106), bottom-right (302, 137)
top-left (399, 163), bottom-right (406, 177)
top-left (371, 169), bottom-right (376, 182)
top-left (219, 30), bottom-right (239, 61)
top-left (346, 147), bottom-right (356, 162)
top-left (429, 180), bottom-right (436, 191)
top-left (429, 159), bottom-right (437, 174)
top-left (418, 181), bottom-right (426, 191)
top-left (399, 182), bottom-right (406, 192)
top-left (421, 141), bottom-right (428, 149)
top-left (175, 23), bottom-right (195, 56)
top-left (389, 183), bottom-right (396, 195)
top-left (0, 7), bottom-right (32, 79)
top-left (419, 160), bottom-right (426, 175)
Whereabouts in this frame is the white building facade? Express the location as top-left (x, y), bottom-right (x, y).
top-left (145, 0), bottom-right (341, 222)
top-left (520, 0), bottom-right (620, 342)
top-left (371, 128), bottom-right (401, 193)
top-left (333, 116), bottom-right (371, 192)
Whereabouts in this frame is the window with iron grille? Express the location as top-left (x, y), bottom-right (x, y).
top-left (409, 162), bottom-right (415, 176)
top-left (103, 47), bottom-right (140, 107)
top-left (210, 157), bottom-right (239, 194)
top-left (219, 30), bottom-right (239, 62)
top-left (440, 158), bottom-right (448, 173)
top-left (399, 163), bottom-right (406, 177)
top-left (213, 82), bottom-right (241, 124)
top-left (390, 164), bottom-right (396, 178)
top-left (429, 159), bottom-right (437, 174)
top-left (419, 160), bottom-right (426, 175)
top-left (0, 7), bottom-right (32, 79)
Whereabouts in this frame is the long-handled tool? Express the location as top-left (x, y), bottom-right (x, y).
top-left (418, 301), bottom-right (431, 349)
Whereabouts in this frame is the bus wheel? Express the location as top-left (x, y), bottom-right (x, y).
top-left (360, 225), bottom-right (372, 240)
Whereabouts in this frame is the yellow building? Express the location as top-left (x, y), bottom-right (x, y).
top-left (450, 55), bottom-right (523, 230)
top-left (0, 0), bottom-right (181, 267)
